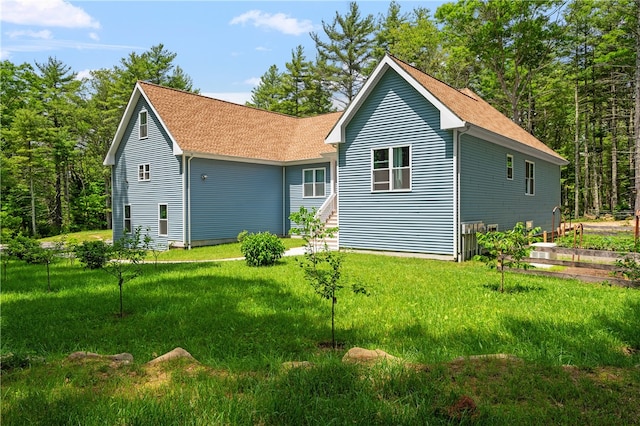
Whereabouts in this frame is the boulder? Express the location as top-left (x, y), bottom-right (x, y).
top-left (146, 347), bottom-right (197, 366)
top-left (342, 347), bottom-right (399, 364)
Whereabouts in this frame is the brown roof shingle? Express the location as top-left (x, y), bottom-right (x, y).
top-left (389, 57), bottom-right (566, 163)
top-left (139, 81), bottom-right (339, 162)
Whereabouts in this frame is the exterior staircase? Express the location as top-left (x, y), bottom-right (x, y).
top-left (321, 211), bottom-right (338, 251)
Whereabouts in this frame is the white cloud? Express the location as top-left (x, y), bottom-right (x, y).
top-left (255, 46), bottom-right (271, 52)
top-left (244, 77), bottom-right (261, 86)
top-left (229, 10), bottom-right (313, 36)
top-left (75, 69), bottom-right (93, 80)
top-left (89, 32), bottom-right (100, 41)
top-left (6, 29), bottom-right (53, 39)
top-left (202, 92), bottom-right (252, 105)
top-left (1, 0), bottom-right (100, 29)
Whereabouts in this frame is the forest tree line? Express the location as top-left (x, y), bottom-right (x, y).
top-left (1, 0), bottom-right (639, 239)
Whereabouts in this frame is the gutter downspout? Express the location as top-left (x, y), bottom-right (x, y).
top-left (282, 166), bottom-right (286, 236)
top-left (182, 155), bottom-right (186, 247)
top-left (454, 124), bottom-right (470, 262)
top-left (187, 154), bottom-right (194, 250)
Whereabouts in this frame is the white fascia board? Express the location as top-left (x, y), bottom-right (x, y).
top-left (184, 151), bottom-right (333, 167)
top-left (465, 126), bottom-right (569, 166)
top-left (325, 58), bottom-right (392, 144)
top-left (185, 151), bottom-right (284, 166)
top-left (325, 55), bottom-right (465, 144)
top-left (103, 82), bottom-right (183, 165)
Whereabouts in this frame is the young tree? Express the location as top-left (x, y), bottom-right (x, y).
top-left (289, 206), bottom-right (366, 349)
top-left (475, 222), bottom-right (541, 293)
top-left (103, 226), bottom-right (148, 318)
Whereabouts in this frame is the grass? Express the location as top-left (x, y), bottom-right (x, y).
top-left (2, 253), bottom-right (639, 425)
top-left (149, 237), bottom-right (306, 261)
top-left (37, 229), bottom-right (306, 261)
top-left (38, 229), bottom-right (112, 243)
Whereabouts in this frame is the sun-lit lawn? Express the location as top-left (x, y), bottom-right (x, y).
top-left (149, 237), bottom-right (306, 261)
top-left (38, 229), bottom-right (113, 243)
top-left (2, 252), bottom-right (639, 425)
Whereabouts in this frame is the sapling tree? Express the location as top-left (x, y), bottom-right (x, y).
top-left (289, 206), bottom-right (367, 349)
top-left (475, 222), bottom-right (541, 293)
top-left (28, 241), bottom-right (64, 292)
top-left (103, 226), bottom-right (149, 318)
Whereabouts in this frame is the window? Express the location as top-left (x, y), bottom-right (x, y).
top-left (124, 204), bottom-right (132, 234)
top-left (506, 154), bottom-right (513, 180)
top-left (303, 168), bottom-right (326, 197)
top-left (372, 146), bottom-right (411, 191)
top-left (158, 204), bottom-right (168, 236)
top-left (138, 163), bottom-right (150, 181)
top-left (487, 224), bottom-right (499, 232)
top-left (525, 161), bottom-right (535, 195)
top-left (139, 110), bottom-right (148, 139)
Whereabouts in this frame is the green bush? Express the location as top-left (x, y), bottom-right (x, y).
top-left (75, 240), bottom-right (111, 269)
top-left (240, 232), bottom-right (285, 266)
top-left (6, 235), bottom-right (41, 262)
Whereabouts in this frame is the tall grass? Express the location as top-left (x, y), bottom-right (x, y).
top-left (2, 253), bottom-right (639, 424)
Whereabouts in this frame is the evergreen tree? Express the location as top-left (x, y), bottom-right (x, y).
top-left (311, 2), bottom-right (377, 107)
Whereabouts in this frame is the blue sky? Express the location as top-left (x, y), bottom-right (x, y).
top-left (1, 0), bottom-right (445, 104)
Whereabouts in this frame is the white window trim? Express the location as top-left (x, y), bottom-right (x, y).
top-left (302, 167), bottom-right (326, 198)
top-left (371, 145), bottom-right (412, 192)
top-left (124, 204), bottom-right (132, 234)
top-left (139, 110), bottom-right (148, 140)
top-left (506, 154), bottom-right (513, 180)
top-left (525, 160), bottom-right (535, 196)
top-left (158, 203), bottom-right (168, 237)
top-left (138, 163), bottom-right (150, 181)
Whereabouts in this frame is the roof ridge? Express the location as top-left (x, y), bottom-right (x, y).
top-left (386, 55), bottom-right (479, 103)
top-left (137, 80), bottom-right (341, 121)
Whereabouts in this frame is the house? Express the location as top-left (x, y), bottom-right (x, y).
top-left (104, 54), bottom-right (567, 260)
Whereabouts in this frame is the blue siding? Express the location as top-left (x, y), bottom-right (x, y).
top-left (189, 158), bottom-right (284, 242)
top-left (459, 134), bottom-right (561, 232)
top-left (338, 69), bottom-right (454, 255)
top-left (285, 162), bottom-right (330, 233)
top-left (112, 99), bottom-right (183, 249)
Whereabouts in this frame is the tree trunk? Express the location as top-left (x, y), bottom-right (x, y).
top-left (331, 294), bottom-right (336, 349)
top-left (635, 0), bottom-right (640, 213)
top-left (611, 82), bottom-right (618, 211)
top-left (119, 278), bottom-right (124, 318)
top-left (574, 85), bottom-right (581, 218)
top-left (105, 175), bottom-right (112, 230)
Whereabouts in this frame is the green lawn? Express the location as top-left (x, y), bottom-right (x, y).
top-left (2, 253), bottom-right (639, 425)
top-left (38, 229), bottom-right (113, 243)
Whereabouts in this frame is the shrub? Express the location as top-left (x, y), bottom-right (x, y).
top-left (240, 232), bottom-right (285, 266)
top-left (237, 230), bottom-right (249, 243)
top-left (75, 240), bottom-right (111, 269)
top-left (6, 235), bottom-right (41, 262)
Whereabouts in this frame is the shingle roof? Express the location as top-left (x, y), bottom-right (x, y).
top-left (139, 81), bottom-right (340, 162)
top-left (389, 56), bottom-right (566, 163)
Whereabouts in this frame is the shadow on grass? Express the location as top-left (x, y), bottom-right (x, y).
top-left (1, 260), bottom-right (328, 370)
top-left (481, 282), bottom-right (546, 293)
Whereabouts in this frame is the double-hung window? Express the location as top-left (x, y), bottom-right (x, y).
top-left (139, 110), bottom-right (148, 139)
top-left (372, 146), bottom-right (411, 191)
top-left (158, 204), bottom-right (168, 236)
top-left (525, 161), bottom-right (535, 195)
top-left (124, 204), bottom-right (132, 234)
top-left (303, 168), bottom-right (325, 198)
top-left (506, 154), bottom-right (513, 180)
top-left (138, 164), bottom-right (150, 181)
